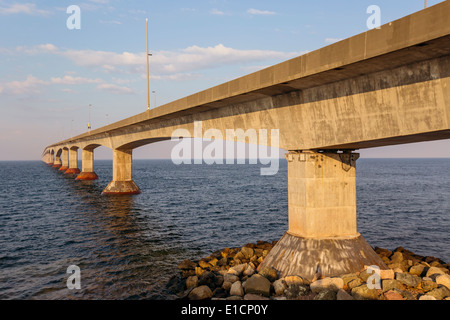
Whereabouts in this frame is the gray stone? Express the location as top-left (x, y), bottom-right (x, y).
top-left (351, 284), bottom-right (380, 300)
top-left (426, 286), bottom-right (450, 300)
top-left (230, 281), bottom-right (244, 297)
top-left (284, 275), bottom-right (305, 287)
top-left (228, 263), bottom-right (247, 276)
top-left (419, 295), bottom-right (437, 300)
top-left (223, 273), bottom-right (239, 284)
top-left (186, 276), bottom-right (198, 289)
top-left (310, 277), bottom-right (344, 293)
top-left (273, 279), bottom-right (287, 296)
top-left (243, 274), bottom-right (271, 297)
top-left (426, 266), bottom-right (447, 277)
top-left (395, 272), bottom-right (420, 287)
top-left (382, 279), bottom-right (406, 292)
top-left (336, 289), bottom-right (354, 300)
top-left (243, 264), bottom-right (255, 277)
top-left (285, 284), bottom-right (309, 299)
top-left (188, 285), bottom-right (213, 300)
top-left (243, 293), bottom-right (270, 300)
top-left (390, 252), bottom-right (404, 264)
top-left (258, 266), bottom-right (278, 282)
top-left (436, 274), bottom-right (450, 289)
top-left (314, 289), bottom-right (337, 300)
top-left (409, 264), bottom-right (426, 276)
top-left (241, 247), bottom-right (254, 259)
top-left (178, 259), bottom-right (196, 270)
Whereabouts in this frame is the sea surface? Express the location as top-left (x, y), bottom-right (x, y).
top-left (0, 158), bottom-right (448, 299)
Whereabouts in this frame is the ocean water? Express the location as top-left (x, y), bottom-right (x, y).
top-left (0, 158), bottom-right (448, 299)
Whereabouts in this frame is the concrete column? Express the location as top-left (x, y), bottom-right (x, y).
top-left (75, 148), bottom-right (99, 180)
top-left (259, 150), bottom-right (387, 280)
top-left (52, 155), bottom-right (62, 168)
top-left (102, 148), bottom-right (141, 195)
top-left (59, 149), bottom-right (69, 171)
top-left (48, 152), bottom-right (54, 166)
top-left (65, 148), bottom-right (81, 175)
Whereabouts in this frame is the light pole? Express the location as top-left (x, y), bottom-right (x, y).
top-left (146, 18), bottom-right (152, 111)
top-left (88, 104), bottom-right (92, 133)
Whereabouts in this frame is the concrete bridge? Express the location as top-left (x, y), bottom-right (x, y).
top-left (42, 2), bottom-right (450, 280)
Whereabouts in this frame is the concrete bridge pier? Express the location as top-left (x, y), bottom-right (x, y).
top-left (102, 148), bottom-right (141, 195)
top-left (65, 148), bottom-right (81, 175)
top-left (76, 148), bottom-right (99, 180)
top-left (59, 148), bottom-right (69, 172)
top-left (259, 150), bottom-right (387, 280)
top-left (52, 154), bottom-right (62, 168)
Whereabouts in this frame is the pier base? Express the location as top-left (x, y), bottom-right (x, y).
top-left (59, 166), bottom-right (69, 172)
top-left (76, 172), bottom-right (98, 180)
top-left (258, 232), bottom-right (387, 280)
top-left (102, 180), bottom-right (141, 195)
top-left (65, 168), bottom-right (81, 175)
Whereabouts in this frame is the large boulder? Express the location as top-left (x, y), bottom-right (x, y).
top-left (243, 274), bottom-right (271, 297)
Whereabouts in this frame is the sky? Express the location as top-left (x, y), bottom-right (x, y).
top-left (0, 0), bottom-right (449, 160)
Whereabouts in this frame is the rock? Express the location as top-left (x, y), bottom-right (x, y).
top-left (273, 279), bottom-right (287, 296)
top-left (212, 287), bottom-right (228, 299)
top-left (347, 278), bottom-right (362, 290)
top-left (233, 251), bottom-right (245, 261)
top-left (223, 273), bottom-right (239, 284)
top-left (243, 264), bottom-right (255, 277)
top-left (419, 295), bottom-right (437, 300)
top-left (337, 289), bottom-right (354, 300)
top-left (195, 267), bottom-right (205, 276)
top-left (228, 263), bottom-right (247, 276)
top-left (243, 293), bottom-right (270, 300)
top-left (188, 285), bottom-right (213, 300)
top-left (395, 273), bottom-right (420, 287)
top-left (243, 274), bottom-right (271, 297)
top-left (351, 284), bottom-right (381, 300)
top-left (284, 284), bottom-right (309, 299)
top-left (390, 251), bottom-right (404, 264)
top-left (226, 295), bottom-right (243, 300)
top-left (259, 266), bottom-right (278, 282)
top-left (426, 266), bottom-right (446, 277)
top-left (178, 259), bottom-right (196, 270)
top-left (436, 274), bottom-right (450, 289)
top-left (310, 277), bottom-right (344, 293)
top-left (382, 279), bottom-right (406, 292)
top-left (340, 273), bottom-right (359, 287)
top-left (380, 269), bottom-right (395, 279)
top-left (198, 260), bottom-right (210, 269)
top-left (166, 275), bottom-right (186, 294)
top-left (383, 290), bottom-right (404, 300)
top-left (198, 271), bottom-right (217, 289)
top-left (222, 281), bottom-right (232, 292)
top-left (230, 281), bottom-right (244, 297)
top-left (409, 264), bottom-right (426, 276)
top-left (420, 279), bottom-right (438, 292)
top-left (241, 247), bottom-right (254, 259)
top-left (284, 275), bottom-right (305, 287)
top-left (426, 286), bottom-right (450, 300)
top-left (186, 276), bottom-right (198, 289)
top-left (314, 289), bottom-right (337, 300)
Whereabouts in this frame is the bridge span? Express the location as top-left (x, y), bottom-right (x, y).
top-left (42, 2), bottom-right (450, 280)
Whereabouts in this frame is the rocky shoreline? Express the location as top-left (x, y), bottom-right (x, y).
top-left (166, 240), bottom-right (450, 300)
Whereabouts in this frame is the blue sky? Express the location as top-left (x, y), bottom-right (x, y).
top-left (0, 0), bottom-right (448, 160)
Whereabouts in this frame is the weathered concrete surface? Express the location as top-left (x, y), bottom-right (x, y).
top-left (101, 149), bottom-right (141, 195)
top-left (258, 232), bottom-right (388, 280)
top-left (75, 148), bottom-right (98, 180)
top-left (286, 151), bottom-right (359, 238)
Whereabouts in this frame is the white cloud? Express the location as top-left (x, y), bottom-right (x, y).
top-left (247, 8), bottom-right (276, 15)
top-left (1, 75), bottom-right (48, 95)
top-left (0, 3), bottom-right (51, 16)
top-left (97, 83), bottom-right (135, 94)
top-left (210, 9), bottom-right (225, 15)
top-left (50, 75), bottom-right (103, 85)
top-left (18, 43), bottom-right (302, 76)
top-left (325, 38), bottom-right (343, 44)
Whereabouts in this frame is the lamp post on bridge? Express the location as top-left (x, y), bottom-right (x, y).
top-left (146, 18), bottom-right (152, 111)
top-left (88, 104), bottom-right (92, 133)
